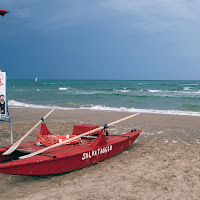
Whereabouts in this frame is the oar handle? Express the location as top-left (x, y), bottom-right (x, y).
top-left (108, 113), bottom-right (140, 127)
top-left (19, 113), bottom-right (140, 159)
top-left (43, 108), bottom-right (56, 120)
top-left (20, 108), bottom-right (55, 141)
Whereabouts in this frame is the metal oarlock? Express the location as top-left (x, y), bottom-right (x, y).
top-left (104, 124), bottom-right (109, 129)
top-left (103, 124), bottom-right (108, 135)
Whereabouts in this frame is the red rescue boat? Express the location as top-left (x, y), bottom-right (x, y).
top-left (0, 123), bottom-right (141, 175)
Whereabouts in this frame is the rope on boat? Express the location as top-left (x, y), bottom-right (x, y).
top-left (34, 133), bottom-right (81, 147)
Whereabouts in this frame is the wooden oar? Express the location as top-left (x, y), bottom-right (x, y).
top-left (19, 113), bottom-right (140, 159)
top-left (2, 108), bottom-right (55, 155)
top-left (0, 146), bottom-right (56, 158)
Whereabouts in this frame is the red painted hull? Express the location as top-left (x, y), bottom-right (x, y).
top-left (0, 130), bottom-right (141, 175)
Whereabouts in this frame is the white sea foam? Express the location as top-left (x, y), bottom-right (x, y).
top-left (86, 105), bottom-right (128, 112)
top-left (58, 87), bottom-right (69, 90)
top-left (8, 100), bottom-right (71, 110)
top-left (8, 100), bottom-right (54, 109)
top-left (115, 89), bottom-right (130, 93)
top-left (74, 90), bottom-right (103, 95)
top-left (180, 84), bottom-right (199, 86)
top-left (146, 89), bottom-right (200, 97)
top-left (174, 90), bottom-right (200, 96)
top-left (183, 87), bottom-right (192, 91)
top-left (8, 100), bottom-right (200, 116)
top-left (148, 90), bottom-right (162, 93)
top-left (193, 90), bottom-right (200, 94)
top-left (86, 105), bottom-right (200, 116)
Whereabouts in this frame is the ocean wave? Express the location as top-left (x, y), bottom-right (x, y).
top-left (174, 90), bottom-right (200, 95)
top-left (8, 100), bottom-right (200, 116)
top-left (58, 87), bottom-right (70, 91)
top-left (58, 102), bottom-right (80, 108)
top-left (114, 89), bottom-right (131, 93)
top-left (148, 90), bottom-right (162, 93)
top-left (183, 87), bottom-right (192, 91)
top-left (145, 89), bottom-right (200, 97)
top-left (192, 90), bottom-right (200, 94)
top-left (86, 105), bottom-right (200, 116)
top-left (73, 90), bottom-right (104, 95)
top-left (60, 87), bottom-right (200, 98)
top-left (8, 100), bottom-right (55, 109)
top-left (180, 84), bottom-right (199, 86)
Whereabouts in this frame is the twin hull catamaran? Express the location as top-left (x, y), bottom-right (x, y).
top-left (0, 122), bottom-right (141, 175)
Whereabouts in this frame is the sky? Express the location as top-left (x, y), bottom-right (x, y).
top-left (0, 0), bottom-right (200, 80)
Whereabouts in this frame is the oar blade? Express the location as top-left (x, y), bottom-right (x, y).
top-left (2, 108), bottom-right (55, 156)
top-left (2, 140), bottom-right (21, 155)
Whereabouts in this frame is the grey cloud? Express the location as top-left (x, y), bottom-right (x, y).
top-left (101, 0), bottom-right (200, 31)
top-left (2, 0), bottom-right (200, 33)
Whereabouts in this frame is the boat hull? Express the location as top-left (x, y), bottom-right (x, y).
top-left (0, 130), bottom-right (141, 175)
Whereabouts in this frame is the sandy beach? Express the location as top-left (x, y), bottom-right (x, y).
top-left (0, 108), bottom-right (200, 200)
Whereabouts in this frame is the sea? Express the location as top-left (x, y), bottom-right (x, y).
top-left (7, 80), bottom-right (200, 116)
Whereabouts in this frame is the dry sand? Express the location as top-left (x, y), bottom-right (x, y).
top-left (0, 108), bottom-right (200, 200)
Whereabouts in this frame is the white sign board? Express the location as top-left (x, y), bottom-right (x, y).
top-left (0, 70), bottom-right (7, 117)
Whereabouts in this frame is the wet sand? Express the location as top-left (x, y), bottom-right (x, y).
top-left (0, 108), bottom-right (200, 200)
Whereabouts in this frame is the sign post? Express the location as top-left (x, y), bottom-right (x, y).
top-left (0, 70), bottom-right (13, 144)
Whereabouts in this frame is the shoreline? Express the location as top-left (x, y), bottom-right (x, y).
top-left (8, 101), bottom-right (200, 116)
top-left (8, 107), bottom-right (200, 121)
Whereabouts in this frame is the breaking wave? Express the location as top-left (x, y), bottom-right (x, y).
top-left (58, 87), bottom-right (70, 90)
top-left (8, 100), bottom-right (200, 116)
top-left (148, 90), bottom-right (162, 93)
